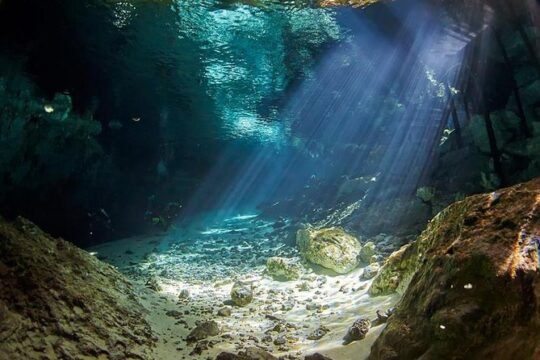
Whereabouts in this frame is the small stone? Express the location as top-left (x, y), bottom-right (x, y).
top-left (230, 281), bottom-right (253, 307)
top-left (274, 335), bottom-right (287, 345)
top-left (356, 283), bottom-right (368, 291)
top-left (189, 340), bottom-right (209, 355)
top-left (305, 353), bottom-right (334, 360)
top-left (359, 242), bottom-right (376, 264)
top-left (361, 263), bottom-right (380, 280)
top-left (145, 277), bottom-right (161, 291)
top-left (266, 257), bottom-right (302, 280)
top-left (344, 318), bottom-right (371, 344)
top-left (298, 282), bottom-right (311, 291)
top-left (281, 302), bottom-right (294, 311)
top-left (262, 334), bottom-right (273, 343)
top-left (373, 309), bottom-right (389, 325)
top-left (186, 321), bottom-right (220, 342)
top-left (217, 307), bottom-right (232, 317)
top-left (307, 326), bottom-right (330, 340)
top-left (178, 289), bottom-right (190, 299)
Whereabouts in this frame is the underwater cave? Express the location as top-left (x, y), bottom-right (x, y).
top-left (1, 0), bottom-right (540, 359)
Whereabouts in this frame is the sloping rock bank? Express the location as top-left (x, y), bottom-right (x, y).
top-left (368, 178), bottom-right (540, 360)
top-left (0, 217), bottom-right (156, 359)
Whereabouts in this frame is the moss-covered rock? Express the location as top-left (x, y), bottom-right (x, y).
top-left (369, 243), bottom-right (416, 296)
top-left (368, 177), bottom-right (540, 360)
top-left (297, 227), bottom-right (361, 274)
top-left (266, 257), bottom-right (302, 280)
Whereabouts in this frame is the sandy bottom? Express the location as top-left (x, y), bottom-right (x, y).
top-left (88, 214), bottom-right (397, 359)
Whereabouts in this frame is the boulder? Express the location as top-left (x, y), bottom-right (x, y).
top-left (266, 257), bottom-right (302, 280)
top-left (297, 227), bottom-right (361, 274)
top-left (369, 177), bottom-right (540, 359)
top-left (230, 281), bottom-right (253, 307)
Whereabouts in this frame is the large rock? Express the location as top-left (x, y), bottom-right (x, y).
top-left (297, 227), bottom-right (361, 274)
top-left (368, 178), bottom-right (540, 360)
top-left (0, 217), bottom-right (156, 359)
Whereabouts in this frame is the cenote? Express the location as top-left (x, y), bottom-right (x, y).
top-left (1, 0), bottom-right (540, 359)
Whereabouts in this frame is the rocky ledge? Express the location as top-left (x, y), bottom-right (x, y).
top-left (368, 177), bottom-right (540, 359)
top-left (0, 217), bottom-right (156, 359)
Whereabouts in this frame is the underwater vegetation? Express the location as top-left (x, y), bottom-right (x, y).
top-left (1, 0), bottom-right (540, 359)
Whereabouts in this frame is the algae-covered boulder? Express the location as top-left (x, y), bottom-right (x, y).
top-left (297, 227), bottom-right (361, 274)
top-left (266, 257), bottom-right (302, 280)
top-left (230, 281), bottom-right (253, 306)
top-left (368, 177), bottom-right (540, 360)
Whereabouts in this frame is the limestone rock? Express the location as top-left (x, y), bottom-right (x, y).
top-left (217, 307), bottom-right (232, 317)
top-left (368, 243), bottom-right (417, 296)
top-left (296, 227), bottom-right (361, 274)
top-left (344, 318), bottom-right (371, 344)
top-left (230, 281), bottom-right (253, 307)
top-left (369, 177), bottom-right (540, 360)
top-left (307, 326), bottom-right (330, 340)
top-left (0, 217), bottom-right (156, 359)
top-left (187, 320), bottom-right (220, 342)
top-left (266, 257), bottom-right (302, 280)
top-left (178, 289), bottom-right (190, 299)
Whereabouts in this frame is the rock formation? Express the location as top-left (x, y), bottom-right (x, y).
top-left (297, 227), bottom-right (361, 274)
top-left (0, 217), bottom-right (156, 359)
top-left (368, 177), bottom-right (540, 359)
